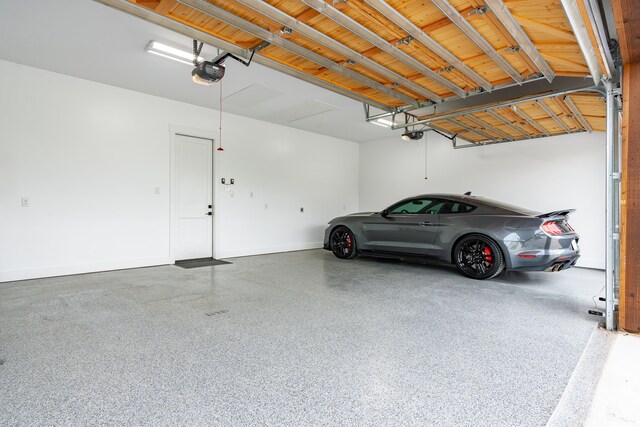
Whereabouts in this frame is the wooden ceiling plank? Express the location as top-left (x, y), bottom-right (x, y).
top-left (536, 99), bottom-right (572, 132)
top-left (483, 0), bottom-right (555, 81)
top-left (299, 0), bottom-right (466, 98)
top-left (511, 104), bottom-right (550, 135)
top-left (448, 117), bottom-right (497, 141)
top-left (485, 109), bottom-right (530, 136)
top-left (293, 7), bottom-right (320, 24)
top-left (466, 0), bottom-right (537, 74)
top-left (499, 106), bottom-right (543, 136)
top-left (348, 0), bottom-right (407, 39)
top-left (430, 0), bottom-right (523, 83)
top-left (235, 0), bottom-right (438, 100)
top-left (562, 95), bottom-right (593, 132)
top-left (536, 42), bottom-right (582, 52)
top-left (551, 97), bottom-right (581, 130)
top-left (181, 0), bottom-right (420, 106)
top-left (421, 7), bottom-right (474, 33)
top-left (513, 15), bottom-right (577, 42)
top-left (464, 113), bottom-right (514, 140)
top-left (363, 0), bottom-right (493, 91)
top-left (540, 52), bottom-right (590, 72)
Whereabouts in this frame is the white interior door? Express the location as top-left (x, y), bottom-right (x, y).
top-left (175, 134), bottom-right (213, 260)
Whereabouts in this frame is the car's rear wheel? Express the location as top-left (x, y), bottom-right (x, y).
top-left (454, 234), bottom-right (504, 280)
top-left (330, 226), bottom-right (357, 259)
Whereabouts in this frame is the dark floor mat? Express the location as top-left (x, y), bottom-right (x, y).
top-left (174, 258), bottom-right (231, 269)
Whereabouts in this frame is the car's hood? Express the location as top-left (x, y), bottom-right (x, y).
top-left (345, 211), bottom-right (377, 217)
top-left (329, 212), bottom-right (377, 223)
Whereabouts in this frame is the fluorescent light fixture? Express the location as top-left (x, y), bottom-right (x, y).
top-left (371, 118), bottom-right (394, 127)
top-left (145, 41), bottom-right (204, 65)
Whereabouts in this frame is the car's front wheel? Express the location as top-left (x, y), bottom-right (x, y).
top-left (330, 226), bottom-right (357, 259)
top-left (454, 234), bottom-right (504, 280)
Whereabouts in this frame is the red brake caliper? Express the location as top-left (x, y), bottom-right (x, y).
top-left (483, 246), bottom-right (493, 264)
top-left (346, 235), bottom-right (352, 252)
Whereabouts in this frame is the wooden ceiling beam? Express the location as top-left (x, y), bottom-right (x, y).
top-left (536, 99), bottom-right (572, 132)
top-left (430, 0), bottom-right (523, 83)
top-left (464, 113), bottom-right (514, 140)
top-left (236, 0), bottom-right (439, 100)
top-left (485, 109), bottom-right (530, 136)
top-left (612, 0), bottom-right (640, 63)
top-left (364, 0), bottom-right (493, 91)
top-left (612, 0), bottom-right (640, 333)
top-left (562, 95), bottom-right (593, 132)
top-left (466, 0), bottom-right (537, 75)
top-left (421, 7), bottom-right (475, 34)
top-left (551, 97), bottom-right (582, 131)
top-left (498, 106), bottom-right (542, 136)
top-left (180, 0), bottom-right (420, 105)
top-left (299, 0), bottom-right (467, 98)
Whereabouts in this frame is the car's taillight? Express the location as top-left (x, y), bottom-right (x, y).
top-left (541, 221), bottom-right (565, 236)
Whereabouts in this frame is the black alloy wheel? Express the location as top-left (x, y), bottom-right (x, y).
top-left (330, 226), bottom-right (357, 259)
top-left (454, 234), bottom-right (505, 280)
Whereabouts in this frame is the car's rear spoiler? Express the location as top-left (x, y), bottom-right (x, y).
top-left (537, 209), bottom-right (576, 218)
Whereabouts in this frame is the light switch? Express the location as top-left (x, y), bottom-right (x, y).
top-left (21, 197), bottom-right (29, 207)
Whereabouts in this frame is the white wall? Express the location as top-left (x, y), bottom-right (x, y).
top-left (0, 59), bottom-right (607, 281)
top-left (359, 132), bottom-right (606, 269)
top-left (0, 60), bottom-right (359, 282)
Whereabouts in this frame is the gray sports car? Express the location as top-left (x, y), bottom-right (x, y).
top-left (323, 193), bottom-right (580, 280)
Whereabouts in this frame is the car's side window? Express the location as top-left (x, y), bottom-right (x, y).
top-left (441, 201), bottom-right (477, 214)
top-left (421, 200), bottom-right (445, 214)
top-left (388, 198), bottom-right (445, 215)
top-left (389, 199), bottom-right (427, 214)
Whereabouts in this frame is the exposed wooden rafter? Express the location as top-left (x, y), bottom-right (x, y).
top-left (97, 0), bottom-right (606, 143)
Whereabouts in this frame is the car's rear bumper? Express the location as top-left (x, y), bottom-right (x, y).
top-left (508, 252), bottom-right (580, 272)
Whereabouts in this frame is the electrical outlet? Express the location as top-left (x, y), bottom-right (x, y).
top-left (300, 207), bottom-right (304, 213)
top-left (21, 197), bottom-right (29, 207)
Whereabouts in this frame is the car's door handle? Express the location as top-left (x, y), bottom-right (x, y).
top-left (419, 221), bottom-right (434, 226)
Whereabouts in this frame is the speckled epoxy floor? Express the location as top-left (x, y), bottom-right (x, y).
top-left (0, 250), bottom-right (604, 426)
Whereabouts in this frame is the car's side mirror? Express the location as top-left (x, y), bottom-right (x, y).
top-left (381, 209), bottom-right (389, 217)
